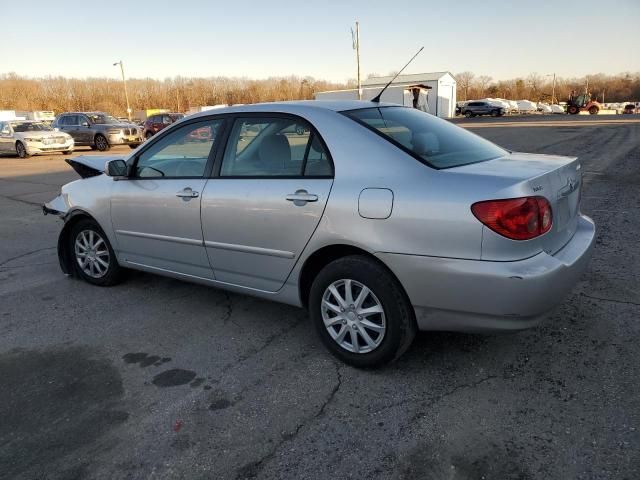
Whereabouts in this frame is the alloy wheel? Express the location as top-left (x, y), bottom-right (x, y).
top-left (74, 229), bottom-right (110, 278)
top-left (321, 279), bottom-right (386, 354)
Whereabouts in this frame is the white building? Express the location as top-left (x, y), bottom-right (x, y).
top-left (362, 71), bottom-right (457, 118)
top-left (315, 85), bottom-right (431, 112)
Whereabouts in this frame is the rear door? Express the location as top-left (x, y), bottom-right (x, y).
top-left (110, 117), bottom-right (226, 278)
top-left (201, 115), bottom-right (334, 291)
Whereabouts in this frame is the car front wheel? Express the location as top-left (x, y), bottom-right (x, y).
top-left (464, 111), bottom-right (473, 118)
top-left (70, 218), bottom-right (124, 286)
top-left (94, 134), bottom-right (110, 151)
top-left (309, 255), bottom-right (417, 368)
top-left (15, 141), bottom-right (30, 158)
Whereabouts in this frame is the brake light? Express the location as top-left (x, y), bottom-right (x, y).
top-left (471, 196), bottom-right (552, 240)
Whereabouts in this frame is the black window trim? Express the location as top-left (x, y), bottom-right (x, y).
top-left (340, 106), bottom-right (505, 170)
top-left (212, 112), bottom-right (334, 180)
top-left (124, 111), bottom-right (334, 181)
top-left (127, 116), bottom-right (230, 180)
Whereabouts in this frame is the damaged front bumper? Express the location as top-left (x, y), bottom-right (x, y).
top-left (42, 194), bottom-right (69, 218)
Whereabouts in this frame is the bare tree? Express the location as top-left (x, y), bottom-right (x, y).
top-left (456, 71), bottom-right (475, 101)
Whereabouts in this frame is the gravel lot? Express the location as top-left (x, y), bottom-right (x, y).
top-left (1, 115), bottom-right (638, 479)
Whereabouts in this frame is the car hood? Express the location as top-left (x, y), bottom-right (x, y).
top-left (66, 155), bottom-right (122, 178)
top-left (16, 131), bottom-right (71, 139)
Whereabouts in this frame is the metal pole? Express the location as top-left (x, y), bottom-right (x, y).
top-left (114, 60), bottom-right (132, 122)
top-left (356, 22), bottom-right (361, 100)
top-left (552, 73), bottom-right (556, 105)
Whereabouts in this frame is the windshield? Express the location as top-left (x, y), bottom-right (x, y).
top-left (10, 122), bottom-right (53, 132)
top-left (343, 107), bottom-right (507, 169)
top-left (87, 113), bottom-right (120, 124)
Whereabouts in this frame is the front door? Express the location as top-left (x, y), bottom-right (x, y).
top-left (201, 116), bottom-right (334, 291)
top-left (110, 117), bottom-right (226, 278)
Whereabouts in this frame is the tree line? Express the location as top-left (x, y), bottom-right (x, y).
top-left (455, 72), bottom-right (640, 104)
top-left (1, 71), bottom-right (638, 118)
top-left (0, 74), bottom-right (346, 117)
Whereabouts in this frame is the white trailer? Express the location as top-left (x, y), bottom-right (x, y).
top-left (315, 84), bottom-right (431, 112)
top-left (15, 111), bottom-right (56, 123)
top-left (0, 110), bottom-right (17, 121)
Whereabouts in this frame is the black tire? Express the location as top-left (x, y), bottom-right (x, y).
top-left (94, 134), bottom-right (110, 151)
top-left (62, 151), bottom-right (73, 155)
top-left (15, 141), bottom-right (29, 158)
top-left (128, 143), bottom-right (140, 149)
top-left (309, 255), bottom-right (417, 368)
top-left (69, 218), bottom-right (124, 286)
top-left (567, 105), bottom-right (579, 115)
top-left (588, 106), bottom-right (598, 115)
top-left (145, 131), bottom-right (153, 140)
top-left (464, 111), bottom-right (473, 118)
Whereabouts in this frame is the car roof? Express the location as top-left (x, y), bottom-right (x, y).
top-left (186, 100), bottom-right (402, 120)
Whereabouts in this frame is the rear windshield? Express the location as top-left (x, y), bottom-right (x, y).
top-left (343, 107), bottom-right (507, 169)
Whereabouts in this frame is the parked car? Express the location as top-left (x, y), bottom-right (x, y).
top-left (43, 101), bottom-right (594, 367)
top-left (142, 113), bottom-right (185, 140)
top-left (0, 120), bottom-right (73, 158)
top-left (53, 112), bottom-right (142, 151)
top-left (461, 101), bottom-right (506, 118)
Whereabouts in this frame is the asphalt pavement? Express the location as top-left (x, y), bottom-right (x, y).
top-left (0, 115), bottom-right (638, 479)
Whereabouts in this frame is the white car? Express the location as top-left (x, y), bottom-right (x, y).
top-left (0, 120), bottom-right (74, 158)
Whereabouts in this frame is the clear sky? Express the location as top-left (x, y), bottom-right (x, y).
top-left (1, 0), bottom-right (638, 82)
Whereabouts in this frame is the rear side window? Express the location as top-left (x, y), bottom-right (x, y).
top-left (344, 107), bottom-right (507, 169)
top-left (220, 117), bottom-right (332, 177)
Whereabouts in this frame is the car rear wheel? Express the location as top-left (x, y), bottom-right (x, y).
top-left (94, 134), bottom-right (110, 151)
top-left (567, 105), bottom-right (579, 115)
top-left (15, 141), bottom-right (29, 158)
top-left (309, 255), bottom-right (417, 368)
top-left (70, 218), bottom-right (124, 286)
top-left (491, 109), bottom-right (500, 117)
top-left (128, 144), bottom-right (140, 149)
top-left (464, 111), bottom-right (473, 118)
top-left (588, 106), bottom-right (599, 115)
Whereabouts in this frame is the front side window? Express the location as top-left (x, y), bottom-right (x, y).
top-left (135, 119), bottom-right (224, 178)
top-left (0, 122), bottom-right (9, 134)
top-left (344, 107), bottom-right (507, 169)
top-left (220, 117), bottom-right (331, 177)
top-left (87, 113), bottom-right (119, 124)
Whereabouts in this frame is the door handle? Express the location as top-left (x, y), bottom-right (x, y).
top-left (286, 190), bottom-right (318, 204)
top-left (176, 188), bottom-right (199, 198)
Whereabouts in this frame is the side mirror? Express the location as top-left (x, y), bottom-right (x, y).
top-left (105, 159), bottom-right (129, 179)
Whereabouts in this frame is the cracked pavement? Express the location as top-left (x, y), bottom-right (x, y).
top-left (1, 115), bottom-right (639, 480)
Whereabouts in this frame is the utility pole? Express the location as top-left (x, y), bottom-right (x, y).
top-left (551, 72), bottom-right (556, 105)
top-left (113, 60), bottom-right (132, 122)
top-left (352, 22), bottom-right (362, 100)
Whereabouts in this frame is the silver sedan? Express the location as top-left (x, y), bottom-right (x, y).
top-left (44, 101), bottom-right (595, 367)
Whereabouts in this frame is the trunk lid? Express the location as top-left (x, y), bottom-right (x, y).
top-left (454, 152), bottom-right (582, 258)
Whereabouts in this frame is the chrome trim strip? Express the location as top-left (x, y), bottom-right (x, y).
top-left (203, 240), bottom-right (295, 259)
top-left (116, 230), bottom-right (203, 246)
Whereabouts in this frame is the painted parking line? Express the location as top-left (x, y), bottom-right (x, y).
top-left (457, 119), bottom-right (640, 128)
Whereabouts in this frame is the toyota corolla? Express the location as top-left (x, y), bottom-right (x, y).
top-left (43, 101), bottom-right (595, 367)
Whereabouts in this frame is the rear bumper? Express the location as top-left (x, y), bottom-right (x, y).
top-left (376, 214), bottom-right (595, 332)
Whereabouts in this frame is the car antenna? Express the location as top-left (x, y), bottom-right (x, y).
top-left (371, 46), bottom-right (424, 103)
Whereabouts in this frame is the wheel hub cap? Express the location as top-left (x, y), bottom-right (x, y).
top-left (74, 229), bottom-right (110, 279)
top-left (321, 279), bottom-right (386, 354)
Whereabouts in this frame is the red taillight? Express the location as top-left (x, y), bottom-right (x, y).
top-left (471, 196), bottom-right (553, 240)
